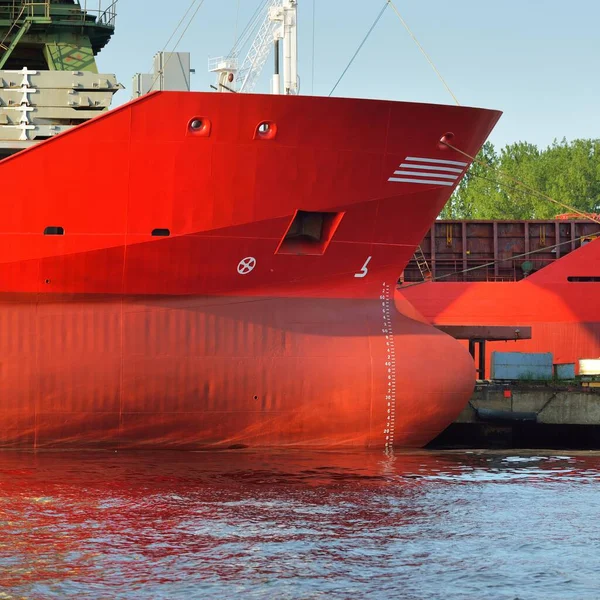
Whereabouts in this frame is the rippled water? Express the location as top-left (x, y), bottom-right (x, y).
top-left (1, 450), bottom-right (600, 599)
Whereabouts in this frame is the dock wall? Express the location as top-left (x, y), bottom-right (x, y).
top-left (430, 383), bottom-right (600, 449)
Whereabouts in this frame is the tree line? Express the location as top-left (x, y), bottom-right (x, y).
top-left (440, 138), bottom-right (600, 219)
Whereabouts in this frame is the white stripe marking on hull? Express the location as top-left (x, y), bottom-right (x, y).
top-left (387, 177), bottom-right (454, 186)
top-left (405, 156), bottom-right (468, 167)
top-left (394, 170), bottom-right (457, 179)
top-left (399, 163), bottom-right (463, 173)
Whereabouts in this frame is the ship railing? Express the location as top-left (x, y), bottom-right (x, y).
top-left (208, 55), bottom-right (238, 73)
top-left (82, 0), bottom-right (117, 27)
top-left (0, 2), bottom-right (50, 21)
top-left (0, 1), bottom-right (116, 27)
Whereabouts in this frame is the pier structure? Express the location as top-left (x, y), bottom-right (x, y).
top-left (433, 381), bottom-right (600, 449)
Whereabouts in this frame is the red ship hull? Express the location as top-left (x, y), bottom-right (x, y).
top-left (403, 237), bottom-right (600, 373)
top-left (0, 91), bottom-right (500, 448)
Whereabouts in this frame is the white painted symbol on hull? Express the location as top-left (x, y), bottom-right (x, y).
top-left (354, 256), bottom-right (372, 278)
top-left (237, 257), bottom-right (257, 275)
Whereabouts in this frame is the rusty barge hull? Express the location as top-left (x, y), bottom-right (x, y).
top-left (404, 223), bottom-right (600, 375)
top-left (403, 219), bottom-right (600, 283)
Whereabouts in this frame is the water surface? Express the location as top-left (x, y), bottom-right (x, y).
top-left (1, 450), bottom-right (599, 599)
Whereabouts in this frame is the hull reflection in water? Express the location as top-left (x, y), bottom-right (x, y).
top-left (1, 450), bottom-right (600, 598)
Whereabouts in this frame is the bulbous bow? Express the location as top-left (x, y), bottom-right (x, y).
top-left (384, 290), bottom-right (475, 447)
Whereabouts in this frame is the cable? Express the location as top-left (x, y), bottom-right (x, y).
top-left (447, 171), bottom-right (558, 217)
top-left (170, 1), bottom-right (206, 54)
top-left (149, 0), bottom-right (206, 90)
top-left (441, 140), bottom-right (600, 226)
top-left (236, 0), bottom-right (268, 51)
top-left (151, 0), bottom-right (199, 74)
top-left (233, 0), bottom-right (241, 47)
top-left (471, 172), bottom-right (541, 202)
top-left (230, 0), bottom-right (269, 58)
top-left (400, 233), bottom-right (600, 289)
top-left (386, 0), bottom-right (460, 106)
top-left (329, 2), bottom-right (388, 97)
top-left (413, 140), bottom-right (600, 286)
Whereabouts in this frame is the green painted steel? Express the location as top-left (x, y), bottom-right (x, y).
top-left (44, 39), bottom-right (97, 72)
top-left (0, 18), bottom-right (30, 69)
top-left (0, 1), bottom-right (115, 71)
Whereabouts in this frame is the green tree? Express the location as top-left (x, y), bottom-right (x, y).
top-left (440, 141), bottom-right (501, 218)
top-left (439, 138), bottom-right (600, 219)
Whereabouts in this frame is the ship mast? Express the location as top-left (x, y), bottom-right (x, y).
top-left (277, 0), bottom-right (298, 95)
top-left (209, 0), bottom-right (298, 95)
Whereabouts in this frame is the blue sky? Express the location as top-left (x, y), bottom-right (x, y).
top-left (99, 0), bottom-right (599, 149)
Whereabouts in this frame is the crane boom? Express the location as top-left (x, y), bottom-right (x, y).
top-left (209, 0), bottom-right (298, 95)
top-left (237, 0), bottom-right (282, 93)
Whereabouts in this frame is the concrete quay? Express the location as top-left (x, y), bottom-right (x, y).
top-left (430, 381), bottom-right (600, 449)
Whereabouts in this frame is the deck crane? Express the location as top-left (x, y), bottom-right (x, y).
top-left (209, 0), bottom-right (298, 95)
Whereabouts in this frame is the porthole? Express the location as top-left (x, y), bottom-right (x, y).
top-left (188, 117), bottom-right (211, 137)
top-left (254, 120), bottom-right (277, 140)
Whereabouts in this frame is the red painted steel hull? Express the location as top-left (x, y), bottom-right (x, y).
top-left (0, 91), bottom-right (500, 448)
top-left (404, 238), bottom-right (600, 372)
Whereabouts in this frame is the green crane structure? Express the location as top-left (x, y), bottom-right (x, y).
top-left (0, 0), bottom-right (116, 71)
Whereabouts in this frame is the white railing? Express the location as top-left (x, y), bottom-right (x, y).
top-left (208, 56), bottom-right (237, 73)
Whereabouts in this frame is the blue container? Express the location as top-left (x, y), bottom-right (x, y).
top-left (554, 363), bottom-right (576, 380)
top-left (491, 352), bottom-right (554, 380)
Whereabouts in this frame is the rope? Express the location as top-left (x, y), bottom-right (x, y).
top-left (400, 139), bottom-right (600, 288)
top-left (469, 172), bottom-right (600, 224)
top-left (441, 140), bottom-right (600, 226)
top-left (400, 233), bottom-right (600, 289)
top-left (386, 0), bottom-right (460, 106)
top-left (328, 2), bottom-right (388, 97)
top-left (401, 139), bottom-right (600, 288)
